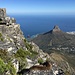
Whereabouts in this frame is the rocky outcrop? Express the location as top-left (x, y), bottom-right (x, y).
top-left (0, 9), bottom-right (27, 54)
top-left (0, 24), bottom-right (26, 53)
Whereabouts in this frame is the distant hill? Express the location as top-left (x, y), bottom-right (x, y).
top-left (32, 25), bottom-right (75, 53)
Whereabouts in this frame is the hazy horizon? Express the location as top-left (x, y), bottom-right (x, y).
top-left (0, 0), bottom-right (75, 15)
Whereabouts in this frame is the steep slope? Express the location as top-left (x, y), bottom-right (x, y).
top-left (49, 52), bottom-right (75, 75)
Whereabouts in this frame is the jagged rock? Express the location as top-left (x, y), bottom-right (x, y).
top-left (0, 22), bottom-right (26, 53)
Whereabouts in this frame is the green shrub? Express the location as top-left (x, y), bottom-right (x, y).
top-left (0, 58), bottom-right (8, 74)
top-left (24, 39), bottom-right (33, 50)
top-left (38, 58), bottom-right (44, 64)
top-left (24, 39), bottom-right (27, 42)
top-left (30, 50), bottom-right (38, 59)
top-left (0, 33), bottom-right (2, 37)
top-left (0, 58), bottom-right (16, 75)
top-left (14, 48), bottom-right (31, 70)
top-left (15, 48), bottom-right (30, 60)
top-left (0, 38), bottom-right (4, 41)
top-left (7, 62), bottom-right (16, 75)
top-left (0, 50), bottom-right (16, 75)
top-left (0, 50), bottom-right (12, 62)
top-left (0, 33), bottom-right (4, 41)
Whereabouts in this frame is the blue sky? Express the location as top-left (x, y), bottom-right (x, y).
top-left (0, 0), bottom-right (75, 15)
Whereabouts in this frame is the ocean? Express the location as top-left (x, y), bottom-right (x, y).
top-left (9, 14), bottom-right (75, 37)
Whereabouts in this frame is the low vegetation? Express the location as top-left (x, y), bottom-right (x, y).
top-left (14, 46), bottom-right (38, 70)
top-left (0, 58), bottom-right (8, 75)
top-left (0, 33), bottom-right (4, 41)
top-left (14, 48), bottom-right (29, 70)
top-left (0, 50), bottom-right (12, 62)
top-left (38, 58), bottom-right (44, 64)
top-left (24, 39), bottom-right (33, 50)
top-left (0, 37), bottom-right (38, 75)
top-left (0, 33), bottom-right (2, 37)
top-left (24, 38), bottom-right (38, 58)
top-left (0, 50), bottom-right (16, 75)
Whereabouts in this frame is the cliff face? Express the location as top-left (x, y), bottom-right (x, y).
top-left (0, 8), bottom-right (27, 54)
top-left (0, 24), bottom-right (26, 53)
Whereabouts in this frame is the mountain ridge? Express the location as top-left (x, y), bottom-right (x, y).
top-left (32, 25), bottom-right (75, 53)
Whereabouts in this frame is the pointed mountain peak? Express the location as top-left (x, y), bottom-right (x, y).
top-left (52, 25), bottom-right (60, 32)
top-left (43, 25), bottom-right (62, 35)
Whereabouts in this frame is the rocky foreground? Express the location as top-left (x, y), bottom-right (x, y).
top-left (0, 8), bottom-right (75, 75)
